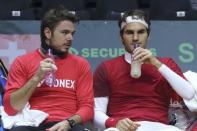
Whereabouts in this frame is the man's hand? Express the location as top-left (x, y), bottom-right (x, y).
top-left (115, 118), bottom-right (140, 131)
top-left (9, 58), bottom-right (57, 112)
top-left (35, 58), bottom-right (57, 80)
top-left (46, 120), bottom-right (70, 131)
top-left (133, 47), bottom-right (162, 68)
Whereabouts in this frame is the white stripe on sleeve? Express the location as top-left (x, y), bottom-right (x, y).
top-left (94, 97), bottom-right (109, 129)
top-left (158, 64), bottom-right (195, 100)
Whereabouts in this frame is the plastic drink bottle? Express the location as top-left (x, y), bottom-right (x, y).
top-left (130, 43), bottom-right (141, 78)
top-left (44, 48), bottom-right (56, 87)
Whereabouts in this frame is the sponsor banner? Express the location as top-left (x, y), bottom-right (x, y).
top-left (0, 21), bottom-right (197, 72)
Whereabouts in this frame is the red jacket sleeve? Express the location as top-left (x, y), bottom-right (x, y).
top-left (3, 57), bottom-right (28, 115)
top-left (75, 60), bottom-right (94, 123)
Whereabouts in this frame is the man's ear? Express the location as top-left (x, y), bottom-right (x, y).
top-left (44, 27), bottom-right (51, 39)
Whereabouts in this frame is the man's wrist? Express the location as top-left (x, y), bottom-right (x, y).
top-left (150, 58), bottom-right (162, 68)
top-left (66, 118), bottom-right (77, 128)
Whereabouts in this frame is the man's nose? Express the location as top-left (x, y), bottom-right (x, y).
top-left (133, 33), bottom-right (139, 41)
top-left (66, 33), bottom-right (73, 40)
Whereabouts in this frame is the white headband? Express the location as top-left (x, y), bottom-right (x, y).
top-left (120, 15), bottom-right (148, 29)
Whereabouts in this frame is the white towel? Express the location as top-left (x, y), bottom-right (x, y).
top-left (103, 121), bottom-right (182, 131)
top-left (183, 70), bottom-right (197, 112)
top-left (136, 121), bottom-right (183, 131)
top-left (0, 103), bottom-right (48, 129)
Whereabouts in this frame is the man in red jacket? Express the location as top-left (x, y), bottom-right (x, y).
top-left (93, 9), bottom-right (195, 131)
top-left (3, 7), bottom-right (94, 131)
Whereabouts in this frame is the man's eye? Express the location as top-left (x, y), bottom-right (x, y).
top-left (138, 30), bottom-right (146, 34)
top-left (125, 31), bottom-right (134, 34)
top-left (62, 31), bottom-right (69, 34)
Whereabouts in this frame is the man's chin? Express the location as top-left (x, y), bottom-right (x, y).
top-left (52, 49), bottom-right (68, 57)
top-left (62, 48), bottom-right (69, 52)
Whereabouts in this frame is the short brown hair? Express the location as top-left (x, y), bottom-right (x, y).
top-left (118, 10), bottom-right (151, 36)
top-left (40, 6), bottom-right (79, 49)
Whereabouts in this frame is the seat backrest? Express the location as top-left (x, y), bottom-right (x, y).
top-left (95, 0), bottom-right (138, 19)
top-left (37, 0), bottom-right (87, 20)
top-left (0, 0), bottom-right (35, 20)
top-left (149, 0), bottom-right (191, 20)
top-left (75, 10), bottom-right (91, 20)
top-left (0, 8), bottom-right (36, 20)
top-left (166, 10), bottom-right (197, 20)
top-left (42, 0), bottom-right (86, 12)
top-left (0, 0), bottom-right (31, 10)
top-left (191, 0), bottom-right (197, 10)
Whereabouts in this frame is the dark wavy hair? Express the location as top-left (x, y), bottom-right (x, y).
top-left (40, 6), bottom-right (79, 55)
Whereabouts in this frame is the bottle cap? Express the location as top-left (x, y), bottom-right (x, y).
top-left (48, 48), bottom-right (52, 55)
top-left (133, 43), bottom-right (140, 48)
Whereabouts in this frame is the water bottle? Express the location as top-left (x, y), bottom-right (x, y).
top-left (130, 43), bottom-right (141, 78)
top-left (44, 49), bottom-right (56, 87)
top-left (168, 100), bottom-right (196, 130)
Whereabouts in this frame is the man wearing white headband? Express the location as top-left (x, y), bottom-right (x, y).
top-left (93, 10), bottom-right (195, 131)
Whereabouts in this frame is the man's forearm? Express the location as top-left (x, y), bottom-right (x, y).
top-left (10, 75), bottom-right (42, 111)
top-left (150, 57), bottom-right (162, 69)
top-left (94, 97), bottom-right (109, 128)
top-left (158, 64), bottom-right (195, 100)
